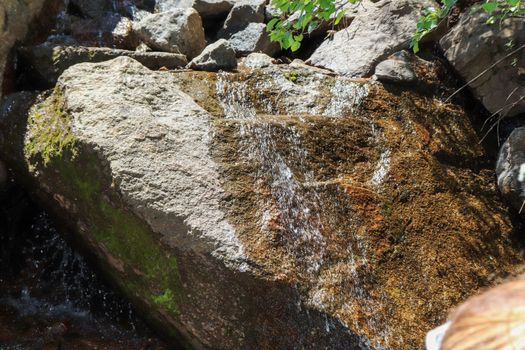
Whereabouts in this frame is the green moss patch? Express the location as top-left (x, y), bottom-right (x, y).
top-left (24, 88), bottom-right (181, 318)
top-left (25, 88), bottom-right (77, 167)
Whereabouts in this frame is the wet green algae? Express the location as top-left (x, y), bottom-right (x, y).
top-left (23, 88), bottom-right (181, 326)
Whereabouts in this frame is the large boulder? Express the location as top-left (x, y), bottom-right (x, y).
top-left (1, 57), bottom-right (522, 350)
top-left (307, 0), bottom-right (433, 77)
top-left (187, 39), bottom-right (237, 71)
top-left (0, 0), bottom-right (54, 96)
top-left (440, 12), bottom-right (525, 117)
top-left (497, 127), bottom-right (525, 213)
top-left (133, 9), bottom-right (206, 59)
top-left (19, 44), bottom-right (188, 86)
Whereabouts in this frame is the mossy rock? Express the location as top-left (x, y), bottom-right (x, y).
top-left (0, 56), bottom-right (523, 350)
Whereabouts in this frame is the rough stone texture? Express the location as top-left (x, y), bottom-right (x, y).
top-left (133, 9), bottom-right (206, 59)
top-left (497, 127), bottom-right (525, 213)
top-left (440, 12), bottom-right (525, 117)
top-left (374, 50), bottom-right (417, 83)
top-left (228, 23), bottom-right (280, 57)
top-left (307, 0), bottom-right (434, 77)
top-left (187, 39), bottom-right (237, 71)
top-left (0, 0), bottom-right (49, 96)
top-left (156, 0), bottom-right (235, 18)
top-left (1, 57), bottom-right (523, 350)
top-left (219, 0), bottom-right (265, 38)
top-left (19, 44), bottom-right (188, 86)
top-left (241, 52), bottom-right (275, 69)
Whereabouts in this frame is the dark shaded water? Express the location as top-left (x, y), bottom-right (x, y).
top-left (0, 181), bottom-right (169, 350)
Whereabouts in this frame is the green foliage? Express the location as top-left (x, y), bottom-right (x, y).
top-left (411, 0), bottom-right (456, 53)
top-left (267, 0), bottom-right (525, 54)
top-left (266, 0), bottom-right (361, 52)
top-left (471, 0), bottom-right (525, 24)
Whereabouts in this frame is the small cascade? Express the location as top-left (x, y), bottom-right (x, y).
top-left (212, 69), bottom-right (394, 348)
top-left (216, 74), bottom-right (326, 273)
top-left (0, 197), bottom-right (167, 349)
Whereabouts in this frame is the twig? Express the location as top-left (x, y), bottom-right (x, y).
top-left (445, 43), bottom-right (525, 103)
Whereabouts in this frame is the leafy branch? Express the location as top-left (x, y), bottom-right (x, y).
top-left (266, 0), bottom-right (362, 52)
top-left (267, 0), bottom-right (525, 53)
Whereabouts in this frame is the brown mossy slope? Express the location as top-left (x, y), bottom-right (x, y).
top-left (175, 67), bottom-right (523, 350)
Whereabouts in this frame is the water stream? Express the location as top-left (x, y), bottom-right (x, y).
top-left (0, 184), bottom-right (169, 349)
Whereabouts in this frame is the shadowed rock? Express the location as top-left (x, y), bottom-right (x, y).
top-left (440, 12), bottom-right (525, 117)
top-left (497, 127), bottom-right (525, 214)
top-left (19, 44), bottom-right (188, 86)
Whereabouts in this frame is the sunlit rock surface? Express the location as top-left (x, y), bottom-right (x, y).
top-left (0, 57), bottom-right (523, 349)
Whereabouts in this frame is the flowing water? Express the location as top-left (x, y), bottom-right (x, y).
top-left (0, 184), bottom-right (170, 349)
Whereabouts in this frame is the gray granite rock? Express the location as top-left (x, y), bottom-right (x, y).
top-left (242, 52), bottom-right (275, 69)
top-left (19, 44), bottom-right (188, 86)
top-left (188, 39), bottom-right (237, 71)
top-left (156, 0), bottom-right (235, 18)
top-left (307, 0), bottom-right (433, 77)
top-left (374, 51), bottom-right (417, 83)
top-left (228, 23), bottom-right (280, 57)
top-left (133, 8), bottom-right (206, 59)
top-left (219, 0), bottom-right (265, 38)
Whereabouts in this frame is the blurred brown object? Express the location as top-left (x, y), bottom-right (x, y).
top-left (441, 279), bottom-right (525, 350)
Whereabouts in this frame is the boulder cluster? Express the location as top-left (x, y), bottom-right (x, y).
top-left (21, 0), bottom-right (284, 77)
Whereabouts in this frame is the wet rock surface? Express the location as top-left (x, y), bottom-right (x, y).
top-left (0, 56), bottom-right (523, 350)
top-left (0, 181), bottom-right (169, 349)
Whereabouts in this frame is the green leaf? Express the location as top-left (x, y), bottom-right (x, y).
top-left (266, 18), bottom-right (279, 31)
top-left (482, 2), bottom-right (498, 13)
top-left (291, 40), bottom-right (301, 51)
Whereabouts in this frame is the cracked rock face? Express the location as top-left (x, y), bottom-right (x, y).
top-left (1, 57), bottom-right (523, 349)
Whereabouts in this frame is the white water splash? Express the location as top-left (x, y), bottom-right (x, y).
top-left (216, 74), bottom-right (326, 273)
